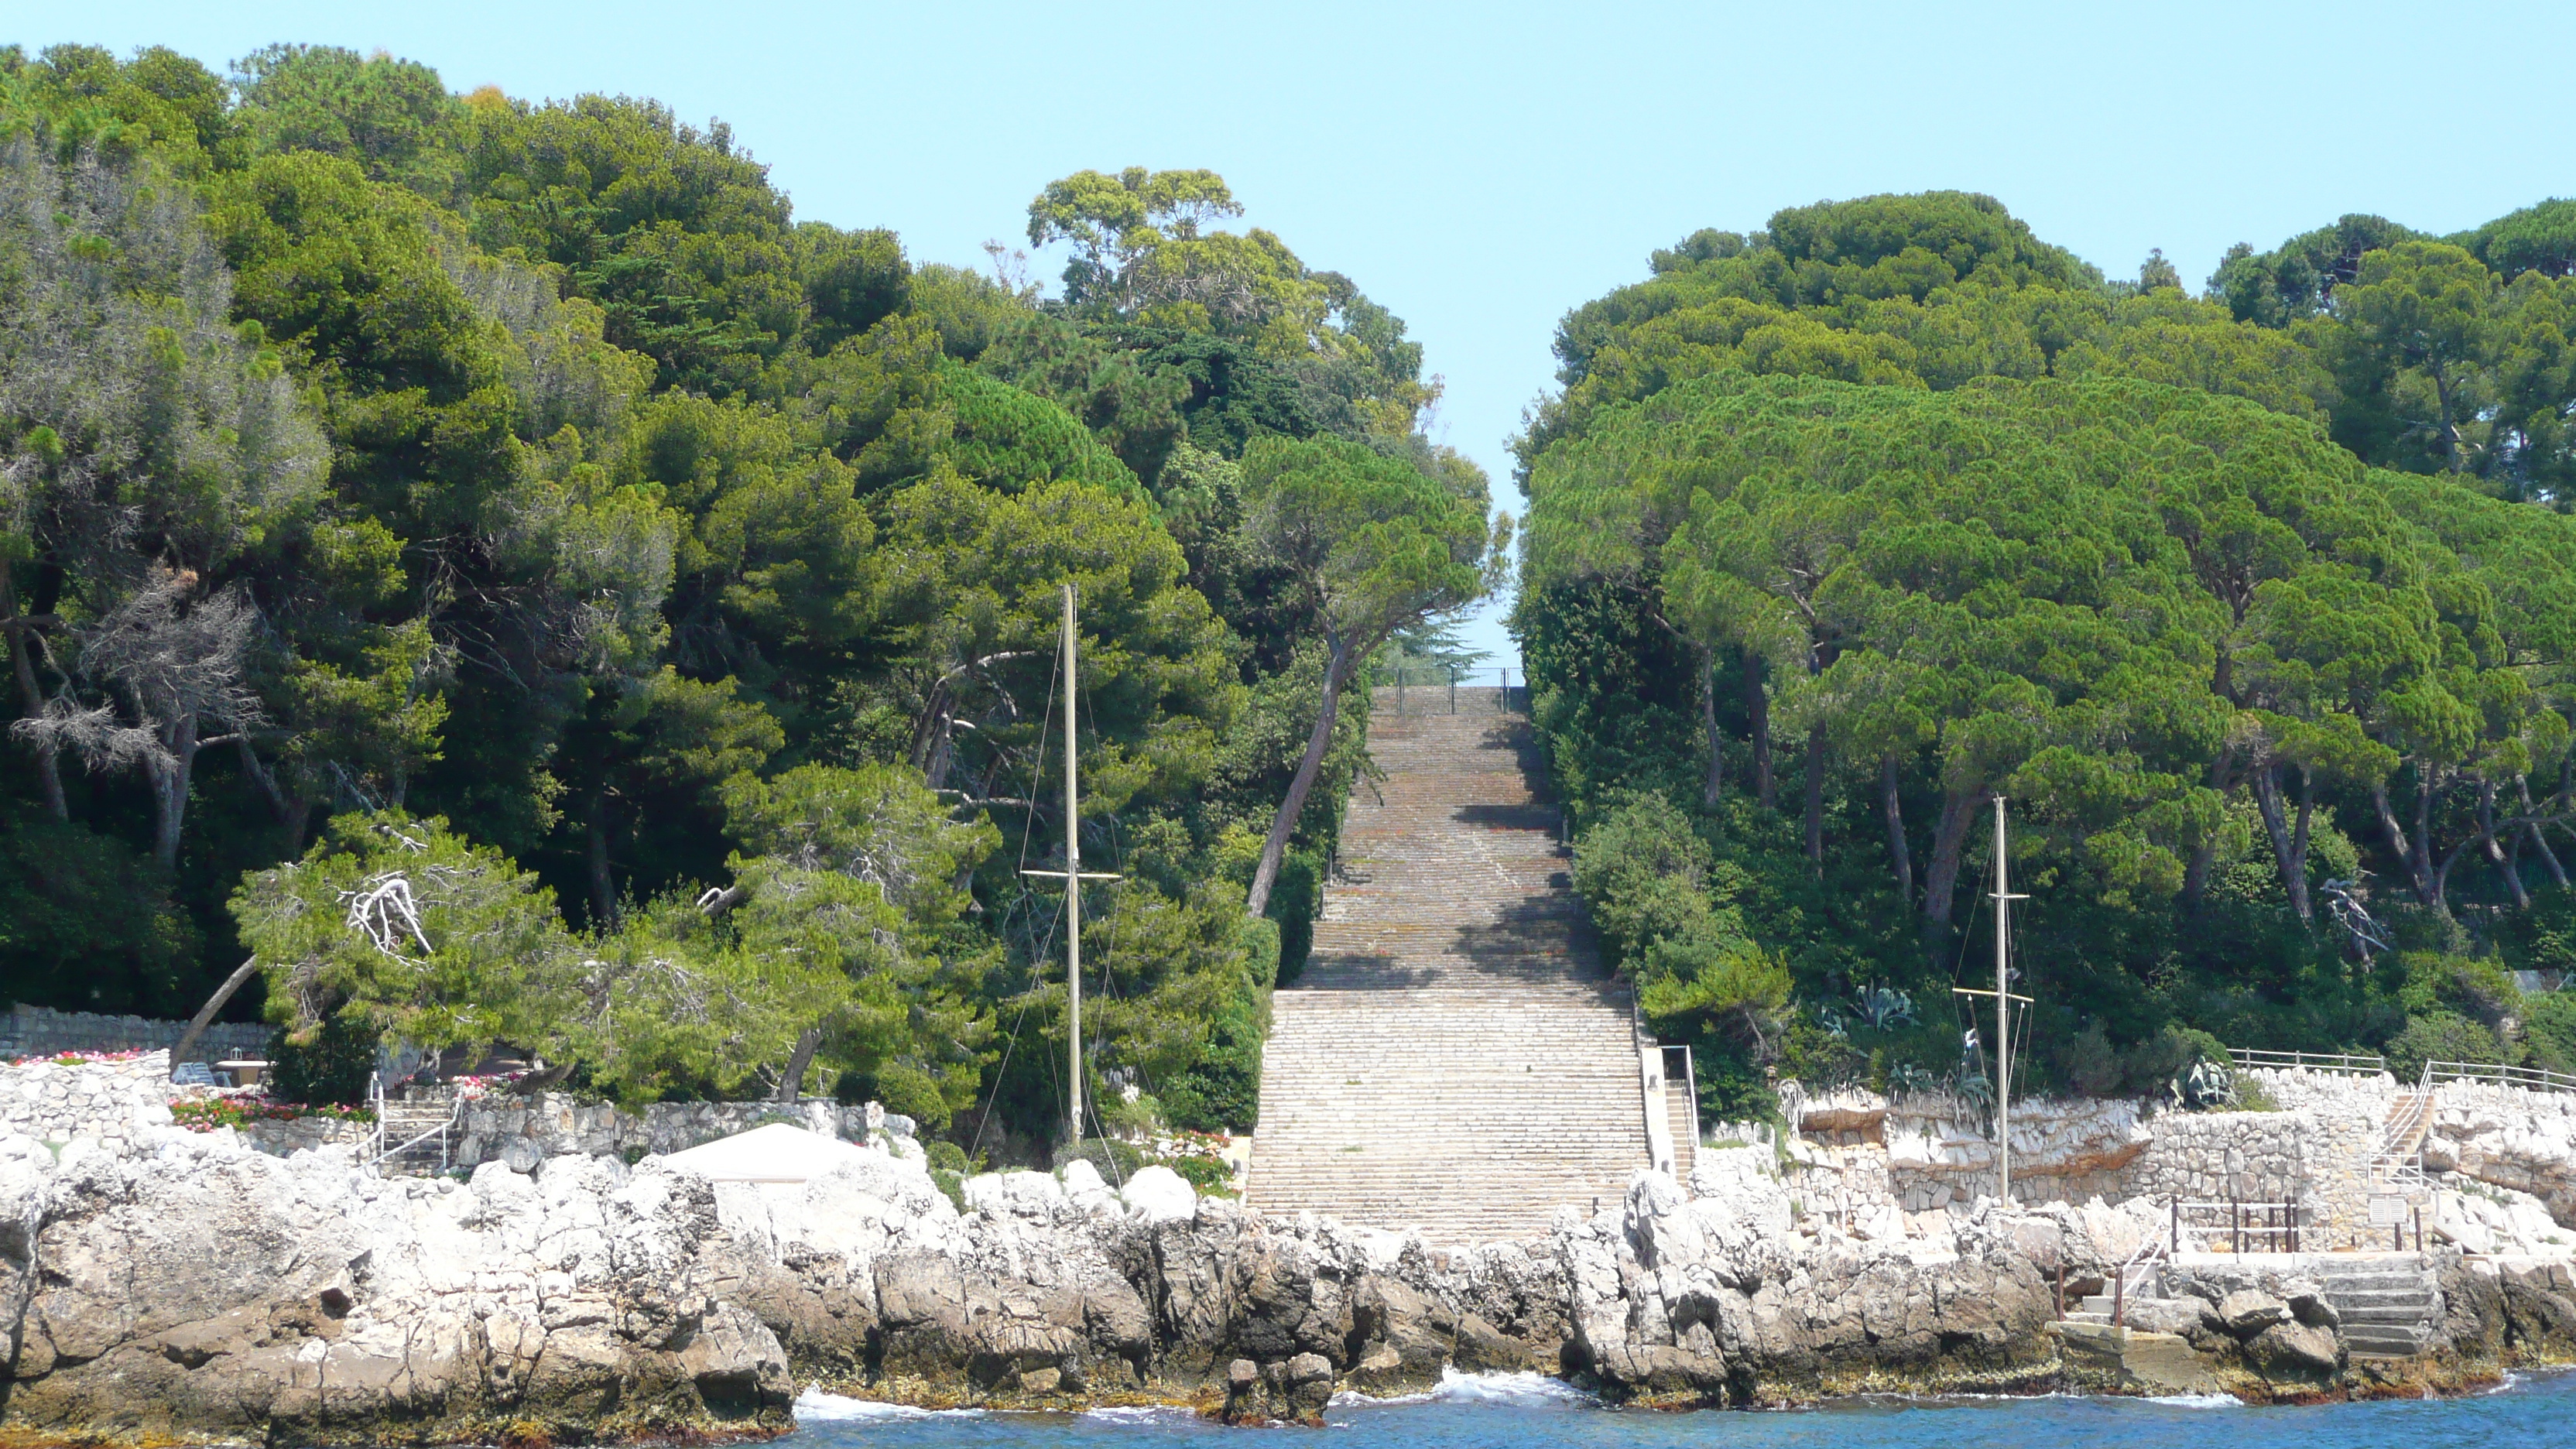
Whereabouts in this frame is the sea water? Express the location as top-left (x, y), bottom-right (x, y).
top-left (784, 1365), bottom-right (2574, 1448)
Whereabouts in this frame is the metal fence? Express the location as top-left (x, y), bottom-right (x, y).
top-left (2422, 1059), bottom-right (2576, 1094)
top-left (2228, 1048), bottom-right (2388, 1076)
top-left (1374, 665), bottom-right (1528, 714)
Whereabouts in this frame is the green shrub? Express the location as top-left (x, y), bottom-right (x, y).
top-left (266, 1014), bottom-right (379, 1106)
top-left (2226, 1075), bottom-right (2280, 1112)
top-left (1099, 1091), bottom-right (1164, 1136)
top-left (2059, 1021), bottom-right (2122, 1097)
top-left (2399, 951), bottom-right (2523, 1027)
top-left (872, 1063), bottom-right (954, 1131)
top-left (931, 1167), bottom-right (966, 1212)
top-left (2525, 993), bottom-right (2576, 1074)
top-left (926, 1139), bottom-right (969, 1174)
top-left (1053, 1136), bottom-right (1144, 1180)
top-left (2120, 1025), bottom-right (2229, 1098)
top-left (2386, 1012), bottom-right (2509, 1079)
top-left (1166, 1152), bottom-right (1232, 1193)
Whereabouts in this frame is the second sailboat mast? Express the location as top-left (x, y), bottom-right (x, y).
top-left (1063, 582), bottom-right (1081, 1146)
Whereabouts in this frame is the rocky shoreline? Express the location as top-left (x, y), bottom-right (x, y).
top-left (6, 1114), bottom-right (2576, 1444)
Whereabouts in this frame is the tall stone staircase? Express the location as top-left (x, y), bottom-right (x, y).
top-left (1247, 687), bottom-right (1654, 1242)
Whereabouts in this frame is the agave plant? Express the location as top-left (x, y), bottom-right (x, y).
top-left (1851, 984), bottom-right (1917, 1031)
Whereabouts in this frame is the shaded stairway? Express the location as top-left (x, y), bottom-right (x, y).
top-left (1247, 687), bottom-right (1653, 1241)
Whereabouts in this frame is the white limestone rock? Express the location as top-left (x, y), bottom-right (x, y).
top-left (1119, 1163), bottom-right (1196, 1223)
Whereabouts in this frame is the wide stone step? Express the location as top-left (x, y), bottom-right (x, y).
top-left (2328, 1286), bottom-right (2437, 1307)
top-left (2337, 1303), bottom-right (2430, 1320)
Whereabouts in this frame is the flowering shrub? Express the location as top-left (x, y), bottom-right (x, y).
top-left (169, 1097), bottom-right (377, 1132)
top-left (8, 1049), bottom-right (153, 1068)
top-left (448, 1071), bottom-right (528, 1101)
top-left (1153, 1129), bottom-right (1238, 1194)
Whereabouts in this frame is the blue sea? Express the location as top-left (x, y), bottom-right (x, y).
top-left (783, 1366), bottom-right (2573, 1448)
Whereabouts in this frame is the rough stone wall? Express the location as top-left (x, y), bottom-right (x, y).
top-left (236, 1114), bottom-right (374, 1156)
top-left (0, 1050), bottom-right (176, 1146)
top-left (2241, 1065), bottom-right (2400, 1118)
top-left (2235, 1066), bottom-right (2576, 1231)
top-left (454, 1092), bottom-right (913, 1168)
top-left (2419, 1081), bottom-right (2576, 1228)
top-left (0, 1005), bottom-right (268, 1064)
top-left (1779, 1087), bottom-right (2379, 1244)
top-left (2117, 1111), bottom-right (2379, 1244)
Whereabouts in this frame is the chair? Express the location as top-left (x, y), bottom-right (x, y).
top-left (172, 1060), bottom-right (218, 1088)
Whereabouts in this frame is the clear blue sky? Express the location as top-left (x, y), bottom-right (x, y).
top-left (25, 1), bottom-right (2576, 668)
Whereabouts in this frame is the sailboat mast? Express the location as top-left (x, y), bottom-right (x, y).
top-left (1992, 794), bottom-right (2011, 1205)
top-left (1064, 582), bottom-right (1082, 1147)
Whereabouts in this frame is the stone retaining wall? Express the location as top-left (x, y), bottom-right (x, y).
top-left (451, 1092), bottom-right (913, 1170)
top-left (0, 1050), bottom-right (176, 1147)
top-left (0, 1004), bottom-right (269, 1065)
top-left (237, 1113), bottom-right (375, 1156)
top-left (1782, 1086), bottom-right (2380, 1244)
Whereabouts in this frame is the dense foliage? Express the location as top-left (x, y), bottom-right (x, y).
top-left (0, 43), bottom-right (1502, 1148)
top-left (1520, 192), bottom-right (2576, 1119)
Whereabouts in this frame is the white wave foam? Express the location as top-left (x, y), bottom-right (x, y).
top-left (1334, 1367), bottom-right (1592, 1408)
top-left (794, 1386), bottom-right (985, 1420)
top-left (2143, 1392), bottom-right (2242, 1409)
top-left (1082, 1405), bottom-right (1198, 1423)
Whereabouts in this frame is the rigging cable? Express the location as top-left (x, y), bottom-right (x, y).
top-left (968, 622), bottom-right (1067, 1166)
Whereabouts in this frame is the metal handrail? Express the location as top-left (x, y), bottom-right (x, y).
top-left (1375, 666), bottom-right (1523, 714)
top-left (2423, 1059), bottom-right (2576, 1094)
top-left (2230, 1048), bottom-right (2388, 1076)
top-left (366, 1085), bottom-right (466, 1175)
top-left (2111, 1220), bottom-right (2172, 1327)
top-left (1663, 1044), bottom-right (1700, 1151)
top-left (2174, 1198), bottom-right (2304, 1253)
top-left (2372, 1088), bottom-right (2434, 1189)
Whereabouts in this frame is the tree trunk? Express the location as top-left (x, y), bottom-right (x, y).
top-left (1248, 632), bottom-right (1355, 918)
top-left (1922, 787), bottom-right (1984, 927)
top-left (2480, 780), bottom-right (2530, 909)
top-left (2520, 776), bottom-right (2570, 889)
top-left (2252, 762), bottom-right (2315, 923)
top-left (169, 955), bottom-right (261, 1077)
top-left (1802, 723), bottom-right (1828, 868)
top-left (232, 736), bottom-right (316, 854)
top-left (586, 791), bottom-right (619, 930)
top-left (0, 561), bottom-right (66, 821)
top-left (2527, 822), bottom-right (2570, 891)
top-left (2372, 776), bottom-right (2437, 909)
top-left (2180, 749), bottom-right (2240, 913)
top-left (772, 1026), bottom-right (824, 1101)
top-left (1881, 755), bottom-right (1913, 906)
top-left (1742, 651), bottom-right (1773, 809)
top-left (1700, 657), bottom-right (1725, 808)
top-left (150, 711), bottom-right (199, 871)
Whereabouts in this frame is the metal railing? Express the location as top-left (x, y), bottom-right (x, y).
top-left (2109, 1223), bottom-right (2172, 1327)
top-left (2422, 1059), bottom-right (2576, 1094)
top-left (367, 1077), bottom-right (466, 1175)
top-left (1375, 665), bottom-right (1526, 715)
top-left (1663, 1044), bottom-right (1700, 1153)
top-left (2229, 1048), bottom-right (2388, 1076)
top-left (2372, 1088), bottom-right (2433, 1190)
top-left (2174, 1197), bottom-right (2306, 1255)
